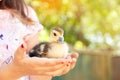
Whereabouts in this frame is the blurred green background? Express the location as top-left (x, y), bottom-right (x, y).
top-left (26, 0), bottom-right (120, 80)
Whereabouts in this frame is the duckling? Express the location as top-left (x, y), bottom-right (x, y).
top-left (29, 27), bottom-right (69, 58)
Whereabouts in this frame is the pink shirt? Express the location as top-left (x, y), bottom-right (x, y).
top-left (0, 7), bottom-right (43, 80)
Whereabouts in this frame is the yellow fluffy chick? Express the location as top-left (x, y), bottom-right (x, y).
top-left (29, 27), bottom-right (69, 58)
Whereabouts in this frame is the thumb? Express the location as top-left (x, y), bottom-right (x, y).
top-left (71, 53), bottom-right (79, 59)
top-left (14, 43), bottom-right (27, 61)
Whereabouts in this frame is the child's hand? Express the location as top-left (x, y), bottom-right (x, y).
top-left (61, 53), bottom-right (79, 75)
top-left (12, 43), bottom-right (77, 77)
top-left (23, 32), bottom-right (40, 52)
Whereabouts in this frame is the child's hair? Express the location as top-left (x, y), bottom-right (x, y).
top-left (0, 0), bottom-right (34, 25)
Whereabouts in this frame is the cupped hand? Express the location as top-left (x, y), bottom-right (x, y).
top-left (13, 44), bottom-right (72, 76)
top-left (13, 44), bottom-right (79, 77)
top-left (12, 32), bottom-right (79, 77)
top-left (60, 53), bottom-right (79, 76)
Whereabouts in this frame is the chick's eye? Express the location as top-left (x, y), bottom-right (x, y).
top-left (53, 33), bottom-right (57, 36)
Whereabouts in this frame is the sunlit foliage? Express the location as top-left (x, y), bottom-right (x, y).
top-left (26, 0), bottom-right (120, 51)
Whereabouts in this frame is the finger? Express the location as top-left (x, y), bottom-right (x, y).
top-left (66, 55), bottom-right (72, 59)
top-left (45, 58), bottom-right (69, 66)
top-left (14, 43), bottom-right (27, 61)
top-left (62, 63), bottom-right (71, 75)
top-left (71, 53), bottom-right (79, 59)
top-left (44, 64), bottom-right (67, 76)
top-left (23, 34), bottom-right (34, 41)
top-left (32, 62), bottom-right (66, 75)
top-left (23, 33), bottom-right (39, 51)
top-left (31, 57), bottom-right (68, 66)
top-left (70, 58), bottom-right (77, 69)
top-left (70, 53), bottom-right (78, 69)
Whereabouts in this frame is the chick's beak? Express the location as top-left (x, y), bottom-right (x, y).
top-left (58, 37), bottom-right (64, 44)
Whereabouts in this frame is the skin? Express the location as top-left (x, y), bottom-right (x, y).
top-left (25, 32), bottom-right (79, 80)
top-left (0, 32), bottom-right (79, 80)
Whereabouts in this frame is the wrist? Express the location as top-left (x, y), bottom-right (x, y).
top-left (0, 63), bottom-right (25, 80)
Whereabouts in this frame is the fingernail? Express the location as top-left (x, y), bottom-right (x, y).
top-left (66, 64), bottom-right (69, 67)
top-left (21, 44), bottom-right (24, 48)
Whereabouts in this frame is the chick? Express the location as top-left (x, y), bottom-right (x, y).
top-left (29, 27), bottom-right (69, 58)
